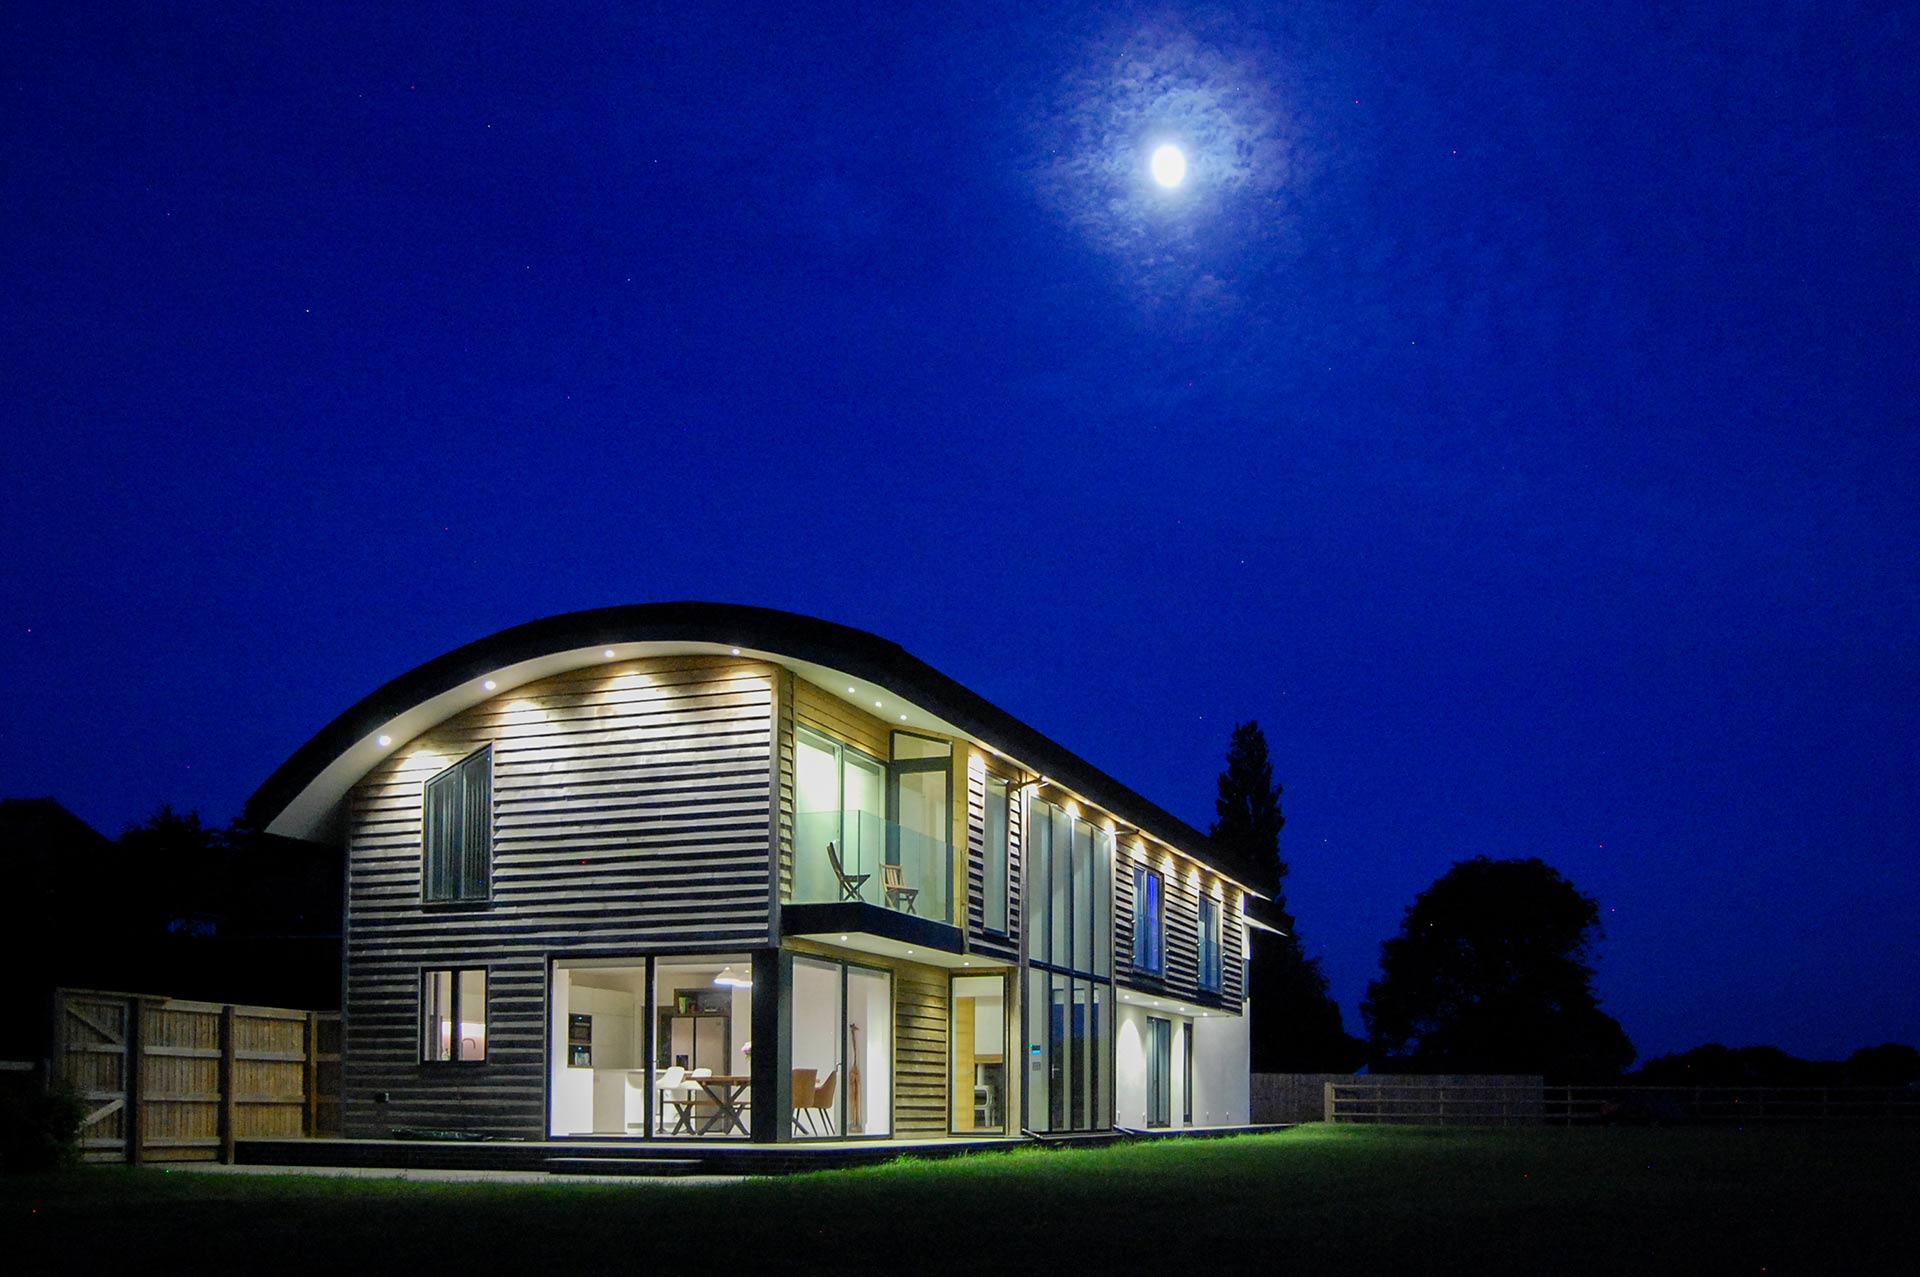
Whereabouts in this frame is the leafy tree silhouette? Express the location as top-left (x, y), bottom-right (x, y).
top-left (1362, 855), bottom-right (1634, 1081)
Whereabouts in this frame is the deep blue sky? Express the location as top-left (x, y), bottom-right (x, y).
top-left (4, 2), bottom-right (1915, 1063)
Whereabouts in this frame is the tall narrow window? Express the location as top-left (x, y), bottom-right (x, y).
top-left (1146, 1016), bottom-right (1171, 1127)
top-left (1181, 1022), bottom-right (1194, 1125)
top-left (423, 746), bottom-right (492, 902)
top-left (1199, 895), bottom-right (1223, 992)
top-left (422, 968), bottom-right (487, 1062)
top-left (1132, 866), bottom-right (1164, 975)
top-left (983, 776), bottom-right (1009, 933)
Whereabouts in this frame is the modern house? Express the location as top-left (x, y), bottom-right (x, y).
top-left (249, 603), bottom-right (1261, 1146)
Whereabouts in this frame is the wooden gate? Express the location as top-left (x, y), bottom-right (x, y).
top-left (54, 992), bottom-right (134, 1161)
top-left (52, 990), bottom-right (341, 1164)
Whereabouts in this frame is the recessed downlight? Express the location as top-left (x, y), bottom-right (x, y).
top-left (376, 735), bottom-right (392, 747)
top-left (603, 649), bottom-right (615, 658)
top-left (730, 648), bottom-right (740, 656)
top-left (482, 679), bottom-right (496, 691)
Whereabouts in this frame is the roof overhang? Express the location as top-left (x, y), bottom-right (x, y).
top-left (247, 602), bottom-right (1257, 892)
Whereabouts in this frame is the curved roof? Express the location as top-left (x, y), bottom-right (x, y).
top-left (248, 601), bottom-right (1251, 890)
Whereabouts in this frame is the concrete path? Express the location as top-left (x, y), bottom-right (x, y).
top-left (154, 1163), bottom-right (746, 1187)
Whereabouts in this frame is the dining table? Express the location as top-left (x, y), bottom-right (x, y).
top-left (688, 1074), bottom-right (752, 1136)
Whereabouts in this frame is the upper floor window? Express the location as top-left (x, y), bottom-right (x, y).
top-left (794, 725), bottom-right (954, 921)
top-left (1132, 866), bottom-right (1164, 975)
top-left (1199, 894), bottom-right (1223, 992)
top-left (1027, 795), bottom-right (1111, 977)
top-left (983, 775), bottom-right (1010, 933)
top-left (424, 746), bottom-right (492, 902)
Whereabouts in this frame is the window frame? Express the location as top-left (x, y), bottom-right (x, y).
top-left (1198, 894), bottom-right (1223, 993)
top-left (1131, 865), bottom-right (1165, 976)
top-left (421, 966), bottom-right (489, 1064)
top-left (422, 745), bottom-right (494, 905)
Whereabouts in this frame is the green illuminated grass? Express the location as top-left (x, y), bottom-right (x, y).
top-left (7, 1127), bottom-right (1915, 1274)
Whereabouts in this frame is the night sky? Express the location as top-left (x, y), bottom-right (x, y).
top-left (5, 2), bottom-right (1915, 1064)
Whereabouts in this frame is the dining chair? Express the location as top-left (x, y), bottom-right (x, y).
top-left (810, 1068), bottom-right (838, 1135)
top-left (655, 1065), bottom-right (690, 1135)
top-left (791, 1067), bottom-right (819, 1134)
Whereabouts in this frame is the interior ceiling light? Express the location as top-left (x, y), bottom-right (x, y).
top-left (730, 648), bottom-right (740, 655)
top-left (713, 965), bottom-right (751, 988)
top-left (376, 735), bottom-right (392, 747)
top-left (603, 649), bottom-right (615, 658)
top-left (482, 679), bottom-right (496, 691)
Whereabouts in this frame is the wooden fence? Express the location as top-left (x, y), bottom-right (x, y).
top-left (1543, 1085), bottom-right (1920, 1126)
top-left (52, 989), bottom-right (341, 1164)
top-left (1324, 1076), bottom-right (1544, 1125)
top-left (1314, 1076), bottom-right (1920, 1126)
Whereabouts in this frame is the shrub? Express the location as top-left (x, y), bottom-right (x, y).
top-left (0, 1079), bottom-right (86, 1172)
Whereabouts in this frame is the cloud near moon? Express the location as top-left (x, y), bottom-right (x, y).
top-left (1028, 14), bottom-right (1301, 317)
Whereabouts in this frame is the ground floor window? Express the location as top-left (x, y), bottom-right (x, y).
top-left (791, 955), bottom-right (892, 1138)
top-left (549, 955), bottom-right (752, 1139)
top-left (1146, 1015), bottom-right (1172, 1127)
top-left (422, 968), bottom-right (487, 1063)
top-left (950, 974), bottom-right (1007, 1134)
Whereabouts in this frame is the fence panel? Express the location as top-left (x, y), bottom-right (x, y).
top-left (1324, 1076), bottom-right (1544, 1126)
top-left (51, 990), bottom-right (341, 1164)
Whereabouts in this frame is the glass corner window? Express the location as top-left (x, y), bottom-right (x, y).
top-left (793, 725), bottom-right (952, 923)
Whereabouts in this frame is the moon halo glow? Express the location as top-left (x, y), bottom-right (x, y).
top-left (1150, 144), bottom-right (1187, 188)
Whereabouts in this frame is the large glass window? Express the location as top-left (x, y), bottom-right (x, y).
top-left (654, 955), bottom-right (754, 1139)
top-left (423, 747), bottom-right (492, 902)
top-left (791, 956), bottom-right (892, 1138)
top-left (1199, 895), bottom-right (1223, 992)
top-left (793, 725), bottom-right (952, 921)
top-left (796, 729), bottom-right (887, 904)
top-left (1132, 866), bottom-right (1164, 975)
top-left (422, 968), bottom-right (486, 1062)
top-left (1024, 794), bottom-right (1113, 1132)
top-left (950, 974), bottom-right (1006, 1133)
top-left (983, 776), bottom-right (1009, 933)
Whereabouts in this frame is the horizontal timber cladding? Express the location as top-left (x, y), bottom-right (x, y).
top-left (787, 939), bottom-right (951, 1137)
top-left (965, 756), bottom-right (1021, 963)
top-left (775, 668), bottom-right (796, 905)
top-left (1114, 845), bottom-right (1246, 1012)
top-left (343, 655), bottom-right (777, 1137)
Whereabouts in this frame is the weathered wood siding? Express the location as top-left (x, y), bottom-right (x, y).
top-left (1115, 845), bottom-right (1245, 1013)
top-left (342, 655), bottom-right (776, 1137)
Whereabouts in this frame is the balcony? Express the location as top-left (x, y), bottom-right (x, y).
top-left (792, 809), bottom-right (952, 927)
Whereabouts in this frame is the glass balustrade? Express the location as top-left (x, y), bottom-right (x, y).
top-left (793, 808), bottom-right (951, 924)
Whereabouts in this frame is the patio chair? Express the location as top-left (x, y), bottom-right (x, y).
top-left (791, 1067), bottom-right (819, 1134)
top-left (882, 862), bottom-right (919, 914)
top-left (827, 840), bottom-right (870, 903)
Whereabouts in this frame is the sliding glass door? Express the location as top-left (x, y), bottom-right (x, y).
top-left (790, 955), bottom-right (892, 1139)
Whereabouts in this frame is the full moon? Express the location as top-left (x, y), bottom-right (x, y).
top-left (1150, 143), bottom-right (1186, 188)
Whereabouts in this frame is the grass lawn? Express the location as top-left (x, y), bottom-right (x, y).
top-left (7, 1126), bottom-right (1916, 1274)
